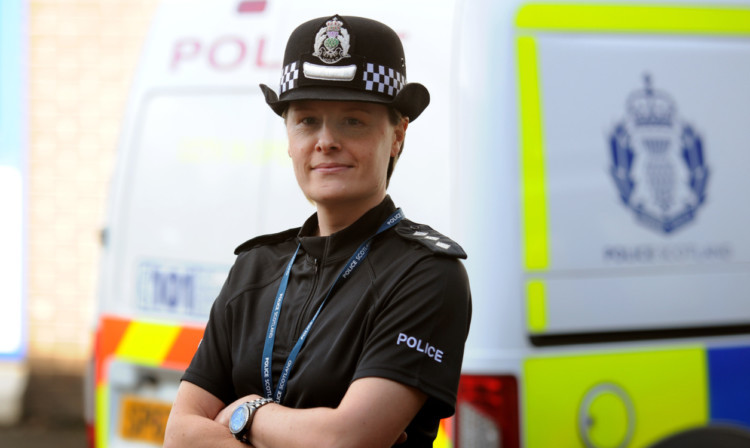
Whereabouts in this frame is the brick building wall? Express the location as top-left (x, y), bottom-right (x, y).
top-left (28, 0), bottom-right (159, 373)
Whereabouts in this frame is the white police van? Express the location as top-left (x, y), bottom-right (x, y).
top-left (90, 0), bottom-right (750, 447)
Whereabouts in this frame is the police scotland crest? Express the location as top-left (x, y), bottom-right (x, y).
top-left (312, 16), bottom-right (351, 64)
top-left (609, 75), bottom-right (709, 234)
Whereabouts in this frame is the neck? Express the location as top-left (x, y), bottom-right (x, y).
top-left (315, 195), bottom-right (385, 237)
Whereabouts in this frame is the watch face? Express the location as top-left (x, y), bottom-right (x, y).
top-left (229, 404), bottom-right (249, 434)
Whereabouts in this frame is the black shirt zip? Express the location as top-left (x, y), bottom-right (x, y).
top-left (293, 254), bottom-right (321, 339)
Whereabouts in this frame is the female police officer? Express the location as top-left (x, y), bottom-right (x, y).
top-left (164, 14), bottom-right (471, 448)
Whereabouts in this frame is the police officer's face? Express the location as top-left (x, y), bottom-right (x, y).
top-left (286, 100), bottom-right (406, 209)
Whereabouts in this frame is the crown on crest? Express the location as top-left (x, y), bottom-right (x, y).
top-left (626, 74), bottom-right (675, 127)
top-left (326, 17), bottom-right (343, 34)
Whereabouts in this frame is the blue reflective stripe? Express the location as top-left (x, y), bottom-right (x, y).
top-left (261, 208), bottom-right (404, 403)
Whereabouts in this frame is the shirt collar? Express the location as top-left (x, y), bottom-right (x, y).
top-left (297, 195), bottom-right (397, 261)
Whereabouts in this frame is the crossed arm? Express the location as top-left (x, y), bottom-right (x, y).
top-left (164, 376), bottom-right (427, 448)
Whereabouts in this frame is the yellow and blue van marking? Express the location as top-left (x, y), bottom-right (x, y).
top-left (523, 344), bottom-right (750, 447)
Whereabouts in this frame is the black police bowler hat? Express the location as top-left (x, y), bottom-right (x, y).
top-left (260, 15), bottom-right (430, 121)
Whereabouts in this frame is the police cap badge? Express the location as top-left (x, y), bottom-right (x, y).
top-left (260, 15), bottom-right (430, 121)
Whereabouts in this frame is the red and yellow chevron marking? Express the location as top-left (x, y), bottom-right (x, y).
top-left (94, 315), bottom-right (204, 447)
top-left (435, 417), bottom-right (454, 448)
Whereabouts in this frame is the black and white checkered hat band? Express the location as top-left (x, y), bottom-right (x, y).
top-left (279, 62), bottom-right (299, 94)
top-left (363, 63), bottom-right (405, 97)
top-left (278, 61), bottom-right (405, 99)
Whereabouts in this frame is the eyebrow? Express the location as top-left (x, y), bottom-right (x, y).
top-left (341, 106), bottom-right (375, 115)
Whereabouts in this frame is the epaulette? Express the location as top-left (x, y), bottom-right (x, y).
top-left (234, 227), bottom-right (300, 255)
top-left (394, 219), bottom-right (467, 259)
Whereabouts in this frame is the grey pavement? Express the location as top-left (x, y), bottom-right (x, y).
top-left (0, 421), bottom-right (87, 448)
top-left (0, 370), bottom-right (88, 448)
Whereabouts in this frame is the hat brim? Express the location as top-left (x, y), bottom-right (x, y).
top-left (260, 83), bottom-right (430, 122)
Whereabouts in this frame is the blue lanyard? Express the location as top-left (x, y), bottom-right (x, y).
top-left (261, 208), bottom-right (404, 403)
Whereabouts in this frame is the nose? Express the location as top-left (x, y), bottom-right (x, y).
top-left (315, 122), bottom-right (340, 153)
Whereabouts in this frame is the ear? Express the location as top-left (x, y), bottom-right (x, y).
top-left (391, 117), bottom-right (409, 157)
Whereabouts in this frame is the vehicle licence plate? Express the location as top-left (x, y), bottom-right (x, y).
top-left (119, 395), bottom-right (173, 445)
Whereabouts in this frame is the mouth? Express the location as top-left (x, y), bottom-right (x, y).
top-left (311, 162), bottom-right (353, 174)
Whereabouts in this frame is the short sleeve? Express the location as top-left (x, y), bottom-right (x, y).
top-left (181, 267), bottom-right (236, 405)
top-left (353, 255), bottom-right (472, 417)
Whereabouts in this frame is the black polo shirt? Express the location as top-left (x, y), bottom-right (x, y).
top-left (183, 196), bottom-right (472, 447)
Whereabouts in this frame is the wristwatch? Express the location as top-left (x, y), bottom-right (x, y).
top-left (228, 397), bottom-right (274, 444)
